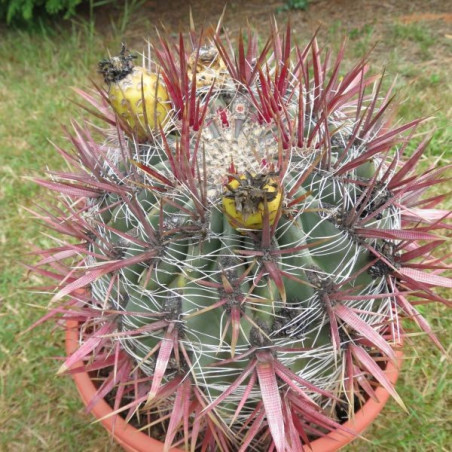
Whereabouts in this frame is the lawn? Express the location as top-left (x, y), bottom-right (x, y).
top-left (0, 1), bottom-right (450, 451)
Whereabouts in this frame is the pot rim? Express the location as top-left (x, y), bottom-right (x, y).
top-left (65, 319), bottom-right (403, 452)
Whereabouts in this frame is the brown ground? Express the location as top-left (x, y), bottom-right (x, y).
top-left (118, 0), bottom-right (452, 34)
top-left (98, 0), bottom-right (452, 59)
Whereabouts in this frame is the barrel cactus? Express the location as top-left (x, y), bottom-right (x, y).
top-left (33, 22), bottom-right (451, 452)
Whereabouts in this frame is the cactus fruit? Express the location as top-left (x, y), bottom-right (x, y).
top-left (34, 22), bottom-right (451, 452)
top-left (187, 45), bottom-right (229, 87)
top-left (99, 44), bottom-right (171, 140)
top-left (223, 172), bottom-right (283, 228)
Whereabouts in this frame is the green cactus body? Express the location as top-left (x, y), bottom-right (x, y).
top-left (87, 77), bottom-right (397, 434)
top-left (39, 28), bottom-right (451, 452)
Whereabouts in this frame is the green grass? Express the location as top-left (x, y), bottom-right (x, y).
top-left (0, 10), bottom-right (450, 452)
top-left (0, 23), bottom-right (123, 451)
top-left (391, 23), bottom-right (436, 60)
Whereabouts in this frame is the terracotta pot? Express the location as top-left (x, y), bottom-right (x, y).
top-left (66, 320), bottom-right (403, 452)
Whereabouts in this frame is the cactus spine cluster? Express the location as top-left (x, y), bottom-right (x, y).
top-left (34, 22), bottom-right (451, 452)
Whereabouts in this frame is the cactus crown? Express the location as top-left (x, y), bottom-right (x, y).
top-left (32, 20), bottom-right (450, 452)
